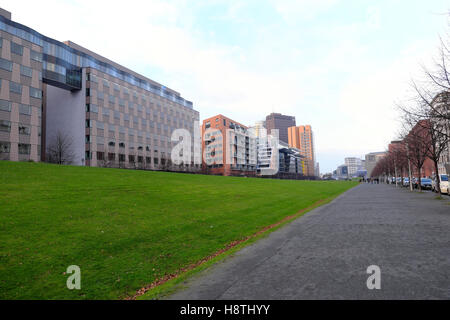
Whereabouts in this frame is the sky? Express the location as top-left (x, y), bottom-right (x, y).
top-left (2, 0), bottom-right (449, 172)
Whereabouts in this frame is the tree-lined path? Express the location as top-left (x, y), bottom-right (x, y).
top-left (169, 184), bottom-right (450, 299)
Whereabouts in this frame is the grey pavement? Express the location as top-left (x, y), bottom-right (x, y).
top-left (168, 183), bottom-right (450, 300)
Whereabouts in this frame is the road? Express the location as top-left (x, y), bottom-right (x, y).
top-left (168, 183), bottom-right (450, 299)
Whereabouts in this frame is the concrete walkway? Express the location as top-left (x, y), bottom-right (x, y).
top-left (168, 183), bottom-right (450, 299)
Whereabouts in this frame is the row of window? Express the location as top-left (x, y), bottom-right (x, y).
top-left (87, 74), bottom-right (191, 110)
top-left (87, 87), bottom-right (196, 121)
top-left (86, 151), bottom-right (163, 165)
top-left (0, 77), bottom-right (42, 99)
top-left (0, 99), bottom-right (38, 116)
top-left (0, 120), bottom-right (37, 136)
top-left (85, 118), bottom-right (181, 140)
top-left (0, 141), bottom-right (31, 154)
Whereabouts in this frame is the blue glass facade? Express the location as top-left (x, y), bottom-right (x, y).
top-left (0, 15), bottom-right (193, 109)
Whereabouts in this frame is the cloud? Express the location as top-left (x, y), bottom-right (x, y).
top-left (270, 0), bottom-right (339, 22)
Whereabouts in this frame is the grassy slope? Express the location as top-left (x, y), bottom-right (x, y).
top-left (0, 161), bottom-right (357, 299)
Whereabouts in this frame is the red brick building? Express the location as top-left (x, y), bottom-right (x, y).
top-left (201, 114), bottom-right (257, 176)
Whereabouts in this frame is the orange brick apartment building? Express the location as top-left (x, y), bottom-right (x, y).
top-left (202, 114), bottom-right (257, 176)
top-left (288, 125), bottom-right (316, 176)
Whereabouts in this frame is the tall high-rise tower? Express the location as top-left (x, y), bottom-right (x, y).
top-left (288, 125), bottom-right (316, 176)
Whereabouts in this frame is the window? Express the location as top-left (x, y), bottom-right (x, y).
top-left (146, 156), bottom-right (151, 164)
top-left (108, 141), bottom-right (115, 147)
top-left (18, 143), bottom-right (30, 155)
top-left (11, 42), bottom-right (23, 56)
top-left (109, 124), bottom-right (115, 133)
top-left (128, 155), bottom-right (135, 163)
top-left (9, 82), bottom-right (22, 95)
top-left (30, 50), bottom-right (42, 62)
top-left (30, 87), bottom-right (42, 99)
top-left (153, 158), bottom-right (159, 165)
top-left (0, 100), bottom-right (11, 112)
top-left (108, 153), bottom-right (115, 161)
top-left (20, 65), bottom-right (33, 77)
top-left (86, 104), bottom-right (98, 113)
top-left (0, 120), bottom-right (11, 132)
top-left (0, 38), bottom-right (2, 48)
top-left (97, 152), bottom-right (104, 160)
top-left (18, 124), bottom-right (31, 135)
top-left (19, 104), bottom-right (32, 115)
top-left (223, 119), bottom-right (226, 126)
top-left (86, 88), bottom-right (90, 97)
top-left (85, 135), bottom-right (91, 143)
top-left (109, 95), bottom-right (115, 104)
top-left (86, 120), bottom-right (92, 128)
top-left (102, 108), bottom-right (110, 117)
top-left (96, 92), bottom-right (104, 101)
top-left (0, 58), bottom-right (12, 72)
top-left (114, 111), bottom-right (120, 120)
top-left (128, 129), bottom-right (134, 136)
top-left (119, 142), bottom-right (125, 148)
top-left (96, 136), bottom-right (104, 145)
top-left (0, 141), bottom-right (10, 153)
top-left (96, 121), bottom-right (104, 130)
top-left (119, 154), bottom-right (125, 162)
top-left (85, 151), bottom-right (91, 160)
top-left (119, 126), bottom-right (125, 134)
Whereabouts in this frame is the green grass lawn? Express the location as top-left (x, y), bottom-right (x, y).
top-left (0, 161), bottom-right (357, 299)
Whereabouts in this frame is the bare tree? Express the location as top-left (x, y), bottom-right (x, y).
top-left (46, 131), bottom-right (75, 165)
top-left (399, 120), bottom-right (429, 191)
top-left (397, 31), bottom-right (450, 195)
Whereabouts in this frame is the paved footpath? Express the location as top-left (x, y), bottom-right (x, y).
top-left (168, 184), bottom-right (450, 299)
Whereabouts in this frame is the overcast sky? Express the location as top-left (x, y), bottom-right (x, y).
top-left (2, 0), bottom-right (449, 172)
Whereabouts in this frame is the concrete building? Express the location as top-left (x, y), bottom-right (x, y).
top-left (344, 157), bottom-right (363, 177)
top-left (336, 164), bottom-right (349, 179)
top-left (202, 114), bottom-right (257, 176)
top-left (365, 152), bottom-right (386, 177)
top-left (278, 141), bottom-right (305, 175)
top-left (0, 8), bottom-right (199, 170)
top-left (265, 112), bottom-right (296, 144)
top-left (288, 125), bottom-right (316, 176)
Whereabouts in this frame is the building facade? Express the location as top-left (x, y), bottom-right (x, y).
top-left (365, 151), bottom-right (386, 177)
top-left (0, 8), bottom-right (199, 170)
top-left (288, 125), bottom-right (316, 176)
top-left (202, 114), bottom-right (257, 176)
top-left (344, 157), bottom-right (362, 177)
top-left (265, 112), bottom-right (296, 144)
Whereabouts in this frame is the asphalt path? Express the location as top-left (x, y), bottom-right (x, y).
top-left (168, 183), bottom-right (450, 299)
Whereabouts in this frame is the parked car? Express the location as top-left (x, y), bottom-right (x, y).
top-left (402, 177), bottom-right (410, 187)
top-left (432, 174), bottom-right (449, 194)
top-left (420, 178), bottom-right (432, 190)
